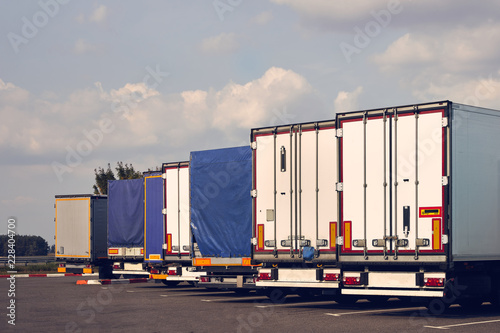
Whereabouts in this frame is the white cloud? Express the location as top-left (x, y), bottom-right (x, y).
top-left (212, 67), bottom-right (312, 129)
top-left (252, 11), bottom-right (273, 25)
top-left (333, 86), bottom-right (363, 112)
top-left (373, 24), bottom-right (500, 74)
top-left (371, 23), bottom-right (500, 106)
top-left (0, 67), bottom-right (318, 165)
top-left (73, 39), bottom-right (97, 54)
top-left (200, 32), bottom-right (239, 54)
top-left (271, 0), bottom-right (500, 32)
top-left (90, 5), bottom-right (107, 23)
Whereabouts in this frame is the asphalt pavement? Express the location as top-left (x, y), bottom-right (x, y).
top-left (1, 276), bottom-right (500, 332)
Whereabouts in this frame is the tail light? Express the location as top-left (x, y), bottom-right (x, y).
top-left (150, 268), bottom-right (159, 274)
top-left (59, 264), bottom-right (65, 267)
top-left (343, 276), bottom-right (361, 285)
top-left (85, 264), bottom-right (91, 268)
top-left (200, 276), bottom-right (211, 283)
top-left (168, 269), bottom-right (178, 276)
top-left (324, 273), bottom-right (340, 281)
top-left (259, 273), bottom-right (271, 280)
top-left (113, 264), bottom-right (121, 269)
top-left (424, 278), bottom-right (444, 287)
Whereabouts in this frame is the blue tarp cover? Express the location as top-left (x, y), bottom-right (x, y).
top-left (190, 146), bottom-right (252, 257)
top-left (144, 172), bottom-right (163, 261)
top-left (108, 178), bottom-right (144, 247)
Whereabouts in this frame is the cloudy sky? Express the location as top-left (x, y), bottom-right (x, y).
top-left (1, 0), bottom-right (500, 245)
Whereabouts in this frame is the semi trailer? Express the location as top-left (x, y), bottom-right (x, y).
top-left (253, 101), bottom-right (500, 308)
top-left (190, 146), bottom-right (257, 290)
top-left (147, 162), bottom-right (205, 285)
top-left (54, 194), bottom-right (107, 274)
top-left (107, 178), bottom-right (148, 277)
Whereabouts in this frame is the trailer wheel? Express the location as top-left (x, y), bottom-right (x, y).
top-left (426, 298), bottom-right (450, 315)
top-left (161, 281), bottom-right (180, 287)
top-left (263, 288), bottom-right (288, 303)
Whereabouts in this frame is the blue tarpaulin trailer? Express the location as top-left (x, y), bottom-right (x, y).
top-left (190, 146), bottom-right (253, 259)
top-left (107, 178), bottom-right (144, 260)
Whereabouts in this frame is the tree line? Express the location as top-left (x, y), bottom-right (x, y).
top-left (0, 235), bottom-right (49, 256)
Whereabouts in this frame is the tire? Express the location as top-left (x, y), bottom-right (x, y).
top-left (161, 281), bottom-right (180, 287)
top-left (426, 298), bottom-right (450, 315)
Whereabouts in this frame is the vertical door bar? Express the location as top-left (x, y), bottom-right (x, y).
top-left (289, 127), bottom-right (294, 257)
top-left (315, 125), bottom-right (319, 253)
top-left (383, 110), bottom-right (388, 259)
top-left (298, 126), bottom-right (303, 255)
top-left (414, 108), bottom-right (419, 259)
top-left (177, 165), bottom-right (181, 257)
top-left (363, 112), bottom-right (368, 259)
top-left (393, 109), bottom-right (399, 259)
top-left (290, 129), bottom-right (301, 253)
top-left (273, 129), bottom-right (277, 256)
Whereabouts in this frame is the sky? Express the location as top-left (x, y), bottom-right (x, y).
top-left (1, 0), bottom-right (500, 245)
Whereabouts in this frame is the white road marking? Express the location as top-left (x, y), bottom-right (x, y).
top-left (325, 306), bottom-right (425, 317)
top-left (424, 319), bottom-right (500, 330)
top-left (255, 300), bottom-right (337, 308)
top-left (202, 296), bottom-right (265, 302)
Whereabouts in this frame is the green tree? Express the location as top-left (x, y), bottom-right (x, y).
top-left (115, 161), bottom-right (142, 180)
top-left (93, 163), bottom-right (116, 195)
top-left (0, 235), bottom-right (48, 256)
top-left (93, 162), bottom-right (145, 195)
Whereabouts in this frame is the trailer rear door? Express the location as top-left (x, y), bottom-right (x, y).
top-left (339, 106), bottom-right (446, 262)
top-left (144, 172), bottom-right (163, 262)
top-left (252, 121), bottom-right (338, 262)
top-left (163, 162), bottom-right (191, 260)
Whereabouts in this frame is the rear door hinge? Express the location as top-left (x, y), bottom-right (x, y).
top-left (336, 182), bottom-right (343, 192)
top-left (442, 118), bottom-right (449, 127)
top-left (251, 141), bottom-right (257, 150)
top-left (442, 176), bottom-right (448, 186)
top-left (250, 189), bottom-right (257, 198)
top-left (336, 129), bottom-right (343, 138)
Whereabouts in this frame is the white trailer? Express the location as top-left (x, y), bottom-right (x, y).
top-left (337, 101), bottom-right (500, 309)
top-left (54, 194), bottom-right (107, 274)
top-left (252, 121), bottom-right (340, 294)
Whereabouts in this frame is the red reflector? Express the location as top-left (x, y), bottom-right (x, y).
top-left (85, 265), bottom-right (91, 268)
top-left (424, 278), bottom-right (444, 287)
top-left (259, 273), bottom-right (271, 280)
top-left (113, 265), bottom-right (120, 269)
top-left (168, 270), bottom-right (177, 276)
top-left (150, 269), bottom-right (159, 274)
top-left (59, 264), bottom-right (65, 267)
top-left (200, 276), bottom-right (210, 283)
top-left (324, 273), bottom-right (339, 281)
top-left (343, 276), bottom-right (361, 285)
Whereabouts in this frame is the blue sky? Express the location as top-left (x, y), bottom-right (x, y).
top-left (1, 0), bottom-right (500, 244)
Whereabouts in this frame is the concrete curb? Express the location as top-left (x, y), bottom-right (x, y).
top-left (1, 273), bottom-right (98, 278)
top-left (77, 278), bottom-right (152, 285)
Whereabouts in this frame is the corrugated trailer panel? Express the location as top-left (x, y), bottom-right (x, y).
top-left (163, 162), bottom-right (191, 261)
top-left (144, 172), bottom-right (163, 262)
top-left (451, 104), bottom-right (500, 261)
top-left (55, 194), bottom-right (107, 261)
top-left (252, 121), bottom-right (338, 263)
